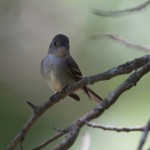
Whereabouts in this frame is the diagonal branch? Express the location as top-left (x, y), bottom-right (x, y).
top-left (93, 0), bottom-right (150, 17)
top-left (91, 33), bottom-right (150, 52)
top-left (85, 121), bottom-right (145, 132)
top-left (33, 59), bottom-right (150, 150)
top-left (137, 119), bottom-right (150, 150)
top-left (6, 55), bottom-right (150, 150)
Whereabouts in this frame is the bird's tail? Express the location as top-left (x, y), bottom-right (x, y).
top-left (83, 86), bottom-right (103, 103)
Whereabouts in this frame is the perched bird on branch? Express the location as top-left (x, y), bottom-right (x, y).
top-left (41, 34), bottom-right (102, 102)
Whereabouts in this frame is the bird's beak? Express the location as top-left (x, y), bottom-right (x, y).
top-left (56, 46), bottom-right (66, 56)
top-left (60, 46), bottom-right (66, 49)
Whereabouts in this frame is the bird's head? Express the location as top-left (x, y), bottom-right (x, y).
top-left (48, 34), bottom-right (70, 57)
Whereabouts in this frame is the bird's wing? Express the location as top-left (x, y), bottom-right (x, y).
top-left (65, 56), bottom-right (83, 81)
top-left (65, 56), bottom-right (102, 102)
top-left (65, 56), bottom-right (91, 98)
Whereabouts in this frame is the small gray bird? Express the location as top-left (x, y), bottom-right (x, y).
top-left (41, 34), bottom-right (102, 102)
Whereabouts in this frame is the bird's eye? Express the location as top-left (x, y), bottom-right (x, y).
top-left (54, 42), bottom-right (60, 47)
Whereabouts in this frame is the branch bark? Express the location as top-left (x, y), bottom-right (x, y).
top-left (93, 0), bottom-right (150, 17)
top-left (85, 121), bottom-right (145, 132)
top-left (91, 33), bottom-right (150, 52)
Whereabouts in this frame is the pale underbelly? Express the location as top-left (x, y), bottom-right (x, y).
top-left (46, 72), bottom-right (63, 92)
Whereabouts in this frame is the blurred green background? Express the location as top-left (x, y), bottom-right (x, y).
top-left (0, 0), bottom-right (150, 149)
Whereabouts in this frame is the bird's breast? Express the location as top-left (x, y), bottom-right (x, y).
top-left (41, 54), bottom-right (65, 92)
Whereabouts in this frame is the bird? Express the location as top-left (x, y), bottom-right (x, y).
top-left (41, 34), bottom-right (102, 102)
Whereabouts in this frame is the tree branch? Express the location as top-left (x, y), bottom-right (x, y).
top-left (93, 0), bottom-right (150, 17)
top-left (32, 57), bottom-right (150, 150)
top-left (137, 119), bottom-right (150, 150)
top-left (91, 33), bottom-right (150, 52)
top-left (85, 121), bottom-right (145, 132)
top-left (6, 55), bottom-right (150, 150)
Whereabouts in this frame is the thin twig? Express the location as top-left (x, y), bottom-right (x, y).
top-left (91, 33), bottom-right (150, 52)
top-left (93, 0), bottom-right (150, 17)
top-left (26, 101), bottom-right (40, 114)
top-left (137, 119), bottom-right (150, 150)
top-left (32, 128), bottom-right (69, 150)
top-left (85, 121), bottom-right (145, 132)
